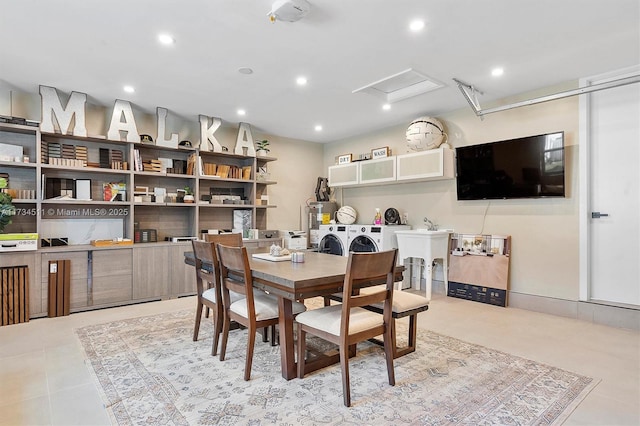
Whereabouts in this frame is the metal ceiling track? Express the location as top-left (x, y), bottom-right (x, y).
top-left (453, 74), bottom-right (640, 117)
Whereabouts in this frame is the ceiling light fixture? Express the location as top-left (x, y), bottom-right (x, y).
top-left (237, 109), bottom-right (246, 116)
top-left (382, 103), bottom-right (391, 110)
top-left (158, 33), bottom-right (175, 45)
top-left (268, 0), bottom-right (311, 23)
top-left (409, 19), bottom-right (425, 32)
top-left (123, 85), bottom-right (135, 93)
top-left (314, 125), bottom-right (322, 131)
top-left (296, 76), bottom-right (308, 86)
top-left (238, 67), bottom-right (254, 75)
top-left (491, 67), bottom-right (504, 77)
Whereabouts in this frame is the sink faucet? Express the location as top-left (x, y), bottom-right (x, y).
top-left (423, 217), bottom-right (438, 231)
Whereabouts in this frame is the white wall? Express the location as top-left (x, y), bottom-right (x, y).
top-left (253, 132), bottom-right (325, 231)
top-left (324, 83), bottom-right (580, 300)
top-left (5, 83), bottom-right (584, 300)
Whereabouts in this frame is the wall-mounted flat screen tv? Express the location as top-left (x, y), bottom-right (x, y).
top-left (455, 131), bottom-right (565, 200)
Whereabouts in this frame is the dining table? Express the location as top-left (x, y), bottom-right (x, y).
top-left (185, 249), bottom-right (403, 380)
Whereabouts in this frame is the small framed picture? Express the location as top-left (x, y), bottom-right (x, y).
top-left (371, 146), bottom-right (390, 159)
top-left (337, 154), bottom-right (352, 165)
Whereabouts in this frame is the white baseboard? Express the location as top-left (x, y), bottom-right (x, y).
top-left (431, 281), bottom-right (639, 331)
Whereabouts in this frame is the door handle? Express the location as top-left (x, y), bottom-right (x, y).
top-left (591, 212), bottom-right (610, 219)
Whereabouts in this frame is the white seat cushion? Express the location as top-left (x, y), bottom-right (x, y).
top-left (295, 304), bottom-right (383, 336)
top-left (359, 286), bottom-right (430, 313)
top-left (202, 288), bottom-right (244, 304)
top-left (230, 293), bottom-right (306, 321)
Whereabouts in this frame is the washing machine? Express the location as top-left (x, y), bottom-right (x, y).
top-left (347, 224), bottom-right (411, 260)
top-left (317, 224), bottom-right (350, 256)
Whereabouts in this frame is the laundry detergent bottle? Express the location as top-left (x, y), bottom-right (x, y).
top-left (374, 208), bottom-right (382, 225)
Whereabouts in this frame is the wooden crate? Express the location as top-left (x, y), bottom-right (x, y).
top-left (1, 265), bottom-right (29, 326)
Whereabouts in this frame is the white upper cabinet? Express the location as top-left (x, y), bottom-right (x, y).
top-left (328, 148), bottom-right (454, 188)
top-left (328, 162), bottom-right (359, 187)
top-left (396, 148), bottom-right (454, 182)
top-left (359, 156), bottom-right (396, 185)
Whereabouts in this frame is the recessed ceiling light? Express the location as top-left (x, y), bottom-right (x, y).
top-left (123, 85), bottom-right (135, 93)
top-left (238, 67), bottom-right (253, 75)
top-left (409, 20), bottom-right (425, 32)
top-left (296, 76), bottom-right (308, 86)
top-left (382, 103), bottom-right (391, 110)
top-left (237, 109), bottom-right (246, 116)
top-left (314, 125), bottom-right (322, 131)
top-left (491, 67), bottom-right (504, 77)
top-left (158, 33), bottom-right (175, 45)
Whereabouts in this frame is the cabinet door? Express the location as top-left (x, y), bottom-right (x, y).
top-left (40, 251), bottom-right (88, 312)
top-left (2, 252), bottom-right (40, 317)
top-left (359, 156), bottom-right (396, 185)
top-left (328, 163), bottom-right (359, 187)
top-left (170, 244), bottom-right (196, 296)
top-left (396, 148), bottom-right (454, 182)
top-left (133, 245), bottom-right (170, 299)
top-left (92, 249), bottom-right (132, 305)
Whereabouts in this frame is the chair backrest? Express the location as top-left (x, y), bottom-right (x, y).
top-left (204, 233), bottom-right (243, 246)
top-left (341, 249), bottom-right (397, 333)
top-left (191, 234), bottom-right (242, 296)
top-left (216, 244), bottom-right (255, 313)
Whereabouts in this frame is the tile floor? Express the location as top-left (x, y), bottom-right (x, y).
top-left (0, 294), bottom-right (638, 425)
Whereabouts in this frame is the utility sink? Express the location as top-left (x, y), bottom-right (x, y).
top-left (394, 229), bottom-right (452, 256)
top-left (395, 229), bottom-right (452, 235)
top-left (394, 229), bottom-right (453, 299)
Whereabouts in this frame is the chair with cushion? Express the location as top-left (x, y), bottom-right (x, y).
top-left (191, 233), bottom-right (243, 356)
top-left (217, 244), bottom-right (307, 381)
top-left (358, 286), bottom-right (429, 358)
top-left (201, 234), bottom-right (275, 345)
top-left (296, 249), bottom-right (397, 407)
top-left (325, 286), bottom-right (429, 359)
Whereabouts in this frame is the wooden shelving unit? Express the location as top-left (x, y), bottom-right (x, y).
top-left (0, 122), bottom-right (278, 318)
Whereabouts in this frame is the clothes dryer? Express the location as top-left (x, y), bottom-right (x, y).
top-left (317, 224), bottom-right (350, 256)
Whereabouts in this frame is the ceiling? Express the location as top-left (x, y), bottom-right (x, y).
top-left (1, 0), bottom-right (638, 143)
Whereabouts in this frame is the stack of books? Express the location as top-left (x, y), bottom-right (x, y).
top-left (143, 159), bottom-right (163, 172)
top-left (41, 140), bottom-right (49, 164)
top-left (75, 146), bottom-right (88, 165)
top-left (62, 144), bottom-right (75, 159)
top-left (111, 149), bottom-right (124, 169)
top-left (47, 142), bottom-right (61, 163)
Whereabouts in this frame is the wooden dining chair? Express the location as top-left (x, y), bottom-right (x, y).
top-left (324, 286), bottom-right (430, 359)
top-left (191, 233), bottom-right (242, 356)
top-left (356, 286), bottom-right (429, 358)
top-left (202, 233), bottom-right (241, 320)
top-left (296, 249), bottom-right (398, 407)
top-left (204, 233), bottom-right (273, 345)
top-left (216, 244), bottom-right (307, 381)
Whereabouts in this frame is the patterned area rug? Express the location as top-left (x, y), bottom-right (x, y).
top-left (76, 308), bottom-right (597, 425)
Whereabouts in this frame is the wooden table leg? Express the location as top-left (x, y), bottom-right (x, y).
top-left (278, 296), bottom-right (296, 380)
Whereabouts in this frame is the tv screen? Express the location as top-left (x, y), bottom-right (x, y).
top-left (456, 132), bottom-right (565, 200)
